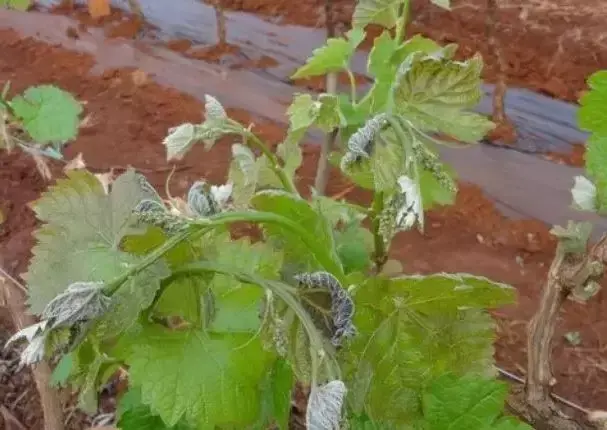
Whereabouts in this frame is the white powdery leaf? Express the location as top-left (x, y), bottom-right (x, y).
top-left (395, 175), bottom-right (423, 230)
top-left (204, 94), bottom-right (227, 120)
top-left (5, 320), bottom-right (49, 347)
top-left (210, 183), bottom-right (233, 209)
top-left (572, 176), bottom-right (598, 212)
top-left (5, 321), bottom-right (50, 367)
top-left (306, 380), bottom-right (347, 430)
top-left (42, 281), bottom-right (112, 329)
top-left (19, 333), bottom-right (47, 367)
top-left (163, 123), bottom-right (197, 161)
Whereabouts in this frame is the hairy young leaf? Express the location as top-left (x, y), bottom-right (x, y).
top-left (10, 85), bottom-right (82, 143)
top-left (25, 169), bottom-right (167, 338)
top-left (251, 190), bottom-right (344, 278)
top-left (291, 28), bottom-right (365, 79)
top-left (118, 323), bottom-right (275, 428)
top-left (163, 95), bottom-right (242, 161)
top-left (422, 374), bottom-right (532, 429)
top-left (352, 0), bottom-right (404, 28)
top-left (578, 70), bottom-right (607, 210)
top-left (342, 274), bottom-right (514, 425)
top-left (393, 53), bottom-right (493, 142)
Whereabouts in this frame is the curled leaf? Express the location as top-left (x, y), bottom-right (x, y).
top-left (294, 271), bottom-right (357, 347)
top-left (186, 180), bottom-right (232, 217)
top-left (341, 113), bottom-right (387, 171)
top-left (306, 380), bottom-right (347, 430)
top-left (41, 281), bottom-right (112, 329)
top-left (4, 320), bottom-right (49, 367)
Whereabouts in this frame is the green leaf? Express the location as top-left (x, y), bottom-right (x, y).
top-left (422, 374), bottom-right (531, 429)
top-left (50, 353), bottom-right (74, 388)
top-left (117, 388), bottom-right (194, 430)
top-left (342, 274), bottom-right (514, 425)
top-left (578, 71), bottom-right (607, 209)
top-left (392, 53), bottom-right (494, 142)
top-left (118, 323), bottom-right (275, 428)
top-left (364, 34), bottom-right (447, 114)
top-left (353, 0), bottom-right (404, 28)
top-left (392, 35), bottom-right (445, 65)
top-left (10, 85), bottom-right (82, 143)
top-left (0, 0), bottom-right (31, 10)
top-left (251, 190), bottom-right (344, 278)
top-left (256, 358), bottom-right (294, 430)
top-left (287, 93), bottom-right (342, 132)
top-left (25, 169), bottom-right (168, 338)
top-left (154, 276), bottom-right (205, 324)
top-left (579, 71), bottom-right (607, 135)
top-left (275, 127), bottom-right (304, 184)
top-left (78, 350), bottom-right (107, 413)
top-left (311, 194), bottom-right (367, 226)
top-left (368, 31), bottom-right (398, 81)
top-left (335, 223), bottom-right (373, 274)
top-left (291, 28), bottom-right (366, 79)
top-left (209, 238), bottom-right (283, 333)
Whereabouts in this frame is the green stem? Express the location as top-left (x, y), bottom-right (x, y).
top-left (239, 124), bottom-right (298, 194)
top-left (105, 210), bottom-right (343, 297)
top-left (104, 228), bottom-right (201, 296)
top-left (346, 68), bottom-right (358, 104)
top-left (370, 191), bottom-right (387, 273)
top-left (394, 0), bottom-right (410, 44)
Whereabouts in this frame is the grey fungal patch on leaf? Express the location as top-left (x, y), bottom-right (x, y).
top-left (306, 380), bottom-right (347, 430)
top-left (294, 272), bottom-right (357, 347)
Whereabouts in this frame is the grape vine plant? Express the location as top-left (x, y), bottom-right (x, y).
top-left (0, 82), bottom-right (83, 178)
top-left (7, 0), bottom-right (532, 429)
